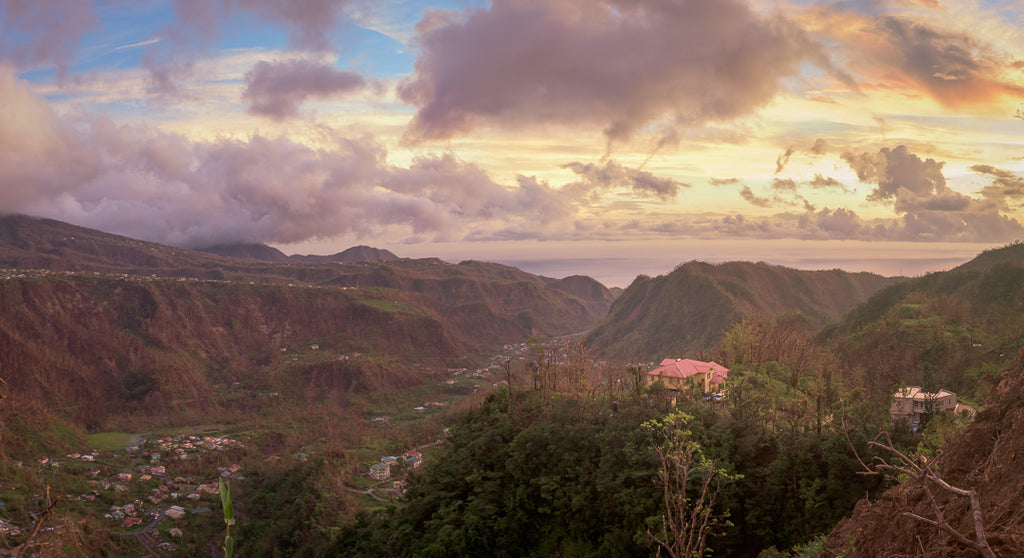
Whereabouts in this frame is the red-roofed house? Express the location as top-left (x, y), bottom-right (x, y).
top-left (647, 358), bottom-right (728, 394)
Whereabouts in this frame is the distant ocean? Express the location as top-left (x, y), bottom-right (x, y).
top-left (297, 238), bottom-right (1003, 289)
top-left (498, 253), bottom-right (977, 289)
top-left (440, 239), bottom-right (998, 288)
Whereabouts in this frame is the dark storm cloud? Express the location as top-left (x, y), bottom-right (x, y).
top-left (398, 0), bottom-right (853, 144)
top-left (242, 59), bottom-right (367, 120)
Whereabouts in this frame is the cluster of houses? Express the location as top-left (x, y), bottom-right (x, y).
top-left (130, 434), bottom-right (243, 461)
top-left (368, 450), bottom-right (424, 481)
top-left (1, 432), bottom-right (246, 549)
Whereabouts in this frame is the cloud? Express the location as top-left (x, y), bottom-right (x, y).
top-left (970, 164), bottom-right (1024, 209)
top-left (561, 160), bottom-right (686, 200)
top-left (841, 145), bottom-right (1024, 241)
top-left (0, 65), bottom-right (586, 247)
top-left (740, 186), bottom-right (773, 208)
top-left (775, 146), bottom-right (795, 174)
top-left (798, 207), bottom-right (866, 239)
top-left (771, 178), bottom-right (798, 191)
top-left (398, 0), bottom-right (851, 144)
top-left (0, 0), bottom-right (99, 79)
top-left (870, 16), bottom-right (1024, 106)
top-left (709, 177), bottom-right (741, 187)
top-left (841, 145), bottom-right (946, 202)
top-left (232, 0), bottom-right (355, 52)
top-left (242, 59), bottom-right (367, 120)
top-left (170, 0), bottom-right (360, 53)
top-left (806, 5), bottom-right (1024, 107)
top-left (807, 174), bottom-right (851, 192)
top-left (143, 55), bottom-right (197, 102)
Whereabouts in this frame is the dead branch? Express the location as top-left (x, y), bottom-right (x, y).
top-left (859, 433), bottom-right (996, 558)
top-left (12, 486), bottom-right (64, 558)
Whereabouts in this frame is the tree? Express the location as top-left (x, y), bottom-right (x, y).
top-left (643, 412), bottom-right (737, 558)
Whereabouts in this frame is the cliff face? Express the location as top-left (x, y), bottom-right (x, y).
top-left (823, 346), bottom-right (1024, 557)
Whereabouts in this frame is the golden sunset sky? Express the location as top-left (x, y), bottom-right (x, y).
top-left (2, 0), bottom-right (1023, 285)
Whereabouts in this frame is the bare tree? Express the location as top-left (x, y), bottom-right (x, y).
top-left (644, 412), bottom-right (736, 558)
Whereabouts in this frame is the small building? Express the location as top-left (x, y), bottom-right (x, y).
top-left (890, 386), bottom-right (969, 427)
top-left (120, 517), bottom-right (143, 528)
top-left (647, 359), bottom-right (729, 395)
top-left (369, 462), bottom-right (390, 481)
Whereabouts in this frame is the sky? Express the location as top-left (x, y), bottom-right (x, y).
top-left (2, 0), bottom-right (1023, 287)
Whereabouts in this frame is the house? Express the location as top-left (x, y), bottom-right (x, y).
top-left (369, 463), bottom-right (390, 481)
top-left (890, 386), bottom-right (973, 427)
top-left (646, 359), bottom-right (729, 395)
top-left (121, 517), bottom-right (143, 528)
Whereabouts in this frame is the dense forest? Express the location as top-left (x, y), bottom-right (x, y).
top-left (321, 330), bottom-right (910, 558)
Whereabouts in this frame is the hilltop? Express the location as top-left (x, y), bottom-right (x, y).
top-left (586, 260), bottom-right (899, 361)
top-left (199, 242), bottom-right (400, 264)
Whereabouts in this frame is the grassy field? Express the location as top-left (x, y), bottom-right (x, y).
top-left (85, 431), bottom-right (138, 451)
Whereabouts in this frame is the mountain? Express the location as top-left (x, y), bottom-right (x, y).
top-left (822, 345), bottom-right (1024, 557)
top-left (292, 245), bottom-right (399, 263)
top-left (0, 215), bottom-right (615, 432)
top-left (818, 241), bottom-right (1024, 403)
top-left (199, 243), bottom-right (291, 261)
top-left (200, 243), bottom-right (400, 263)
top-left (585, 260), bottom-right (899, 361)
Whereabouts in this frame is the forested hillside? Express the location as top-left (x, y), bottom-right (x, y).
top-left (586, 261), bottom-right (897, 361)
top-left (326, 335), bottom-right (896, 558)
top-left (0, 216), bottom-right (614, 449)
top-left (821, 241), bottom-right (1024, 404)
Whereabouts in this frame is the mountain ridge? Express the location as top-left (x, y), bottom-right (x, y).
top-left (586, 259), bottom-right (900, 361)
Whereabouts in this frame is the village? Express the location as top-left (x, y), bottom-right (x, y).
top-left (0, 340), bottom-right (537, 555)
top-left (0, 433), bottom-right (248, 555)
